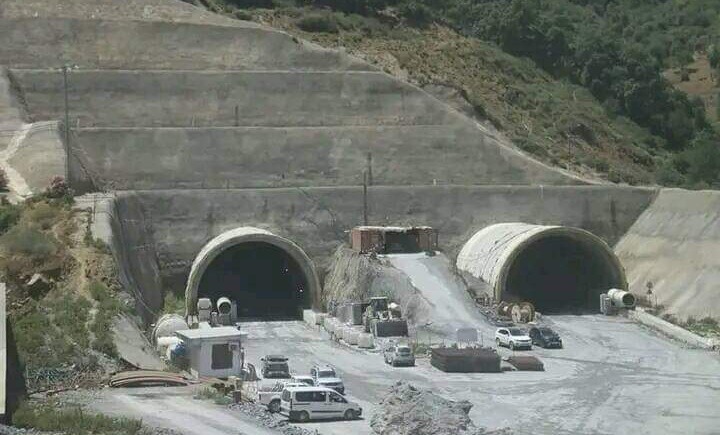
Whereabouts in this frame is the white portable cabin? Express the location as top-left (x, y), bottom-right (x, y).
top-left (175, 326), bottom-right (247, 379)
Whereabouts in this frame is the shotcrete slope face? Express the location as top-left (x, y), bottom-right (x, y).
top-left (0, 0), bottom-right (583, 191)
top-left (184, 228), bottom-right (319, 321)
top-left (458, 224), bottom-right (627, 313)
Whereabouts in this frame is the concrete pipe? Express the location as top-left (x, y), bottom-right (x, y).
top-left (151, 314), bottom-right (189, 345)
top-left (457, 223), bottom-right (627, 312)
top-left (217, 297), bottom-right (232, 315)
top-left (608, 288), bottom-right (636, 308)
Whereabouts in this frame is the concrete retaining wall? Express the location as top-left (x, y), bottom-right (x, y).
top-left (0, 0), bottom-right (255, 27)
top-left (7, 122), bottom-right (66, 191)
top-left (615, 189), bottom-right (720, 320)
top-left (78, 194), bottom-right (165, 321)
top-left (114, 185), bottom-right (654, 293)
top-left (0, 18), bottom-right (368, 71)
top-left (12, 70), bottom-right (456, 128)
top-left (69, 125), bottom-right (576, 190)
top-left (0, 69), bottom-right (25, 153)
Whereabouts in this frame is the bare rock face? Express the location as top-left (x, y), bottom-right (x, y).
top-left (370, 382), bottom-right (509, 435)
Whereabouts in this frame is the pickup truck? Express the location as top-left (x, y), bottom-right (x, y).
top-left (258, 381), bottom-right (307, 413)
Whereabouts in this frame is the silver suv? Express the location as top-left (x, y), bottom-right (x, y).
top-left (383, 344), bottom-right (415, 366)
top-left (310, 364), bottom-right (345, 395)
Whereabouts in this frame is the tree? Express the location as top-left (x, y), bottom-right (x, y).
top-left (683, 131), bottom-right (720, 186)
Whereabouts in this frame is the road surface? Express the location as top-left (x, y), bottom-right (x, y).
top-left (73, 315), bottom-right (720, 435)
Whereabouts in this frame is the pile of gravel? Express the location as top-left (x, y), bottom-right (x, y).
top-left (370, 382), bottom-right (510, 435)
top-left (230, 402), bottom-right (317, 435)
top-left (0, 423), bottom-right (180, 435)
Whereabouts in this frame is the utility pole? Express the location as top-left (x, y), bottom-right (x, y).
top-left (63, 65), bottom-right (70, 154)
top-left (362, 170), bottom-right (368, 226)
top-left (234, 105), bottom-right (239, 127)
top-left (366, 152), bottom-right (373, 186)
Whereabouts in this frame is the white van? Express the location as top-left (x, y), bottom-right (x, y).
top-left (280, 386), bottom-right (362, 422)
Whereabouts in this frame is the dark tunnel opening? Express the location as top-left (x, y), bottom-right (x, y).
top-left (504, 235), bottom-right (622, 314)
top-left (197, 242), bottom-right (310, 320)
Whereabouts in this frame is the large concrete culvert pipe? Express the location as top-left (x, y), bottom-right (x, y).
top-left (457, 223), bottom-right (627, 313)
top-left (184, 227), bottom-right (320, 321)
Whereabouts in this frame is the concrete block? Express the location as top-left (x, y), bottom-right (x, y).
top-left (345, 329), bottom-right (360, 345)
top-left (314, 312), bottom-right (328, 326)
top-left (337, 326), bottom-right (349, 341)
top-left (357, 333), bottom-right (374, 349)
top-left (629, 309), bottom-right (715, 349)
top-left (302, 309), bottom-right (315, 325)
top-left (324, 317), bottom-right (338, 334)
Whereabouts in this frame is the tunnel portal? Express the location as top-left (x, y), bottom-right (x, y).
top-left (457, 224), bottom-right (627, 314)
top-left (504, 235), bottom-right (621, 313)
top-left (198, 242), bottom-right (309, 320)
top-left (185, 227), bottom-right (320, 321)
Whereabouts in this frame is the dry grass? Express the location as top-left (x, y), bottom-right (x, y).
top-left (246, 9), bottom-right (667, 185)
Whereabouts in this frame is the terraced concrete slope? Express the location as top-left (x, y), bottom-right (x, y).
top-left (615, 189), bottom-right (720, 320)
top-left (0, 0), bottom-right (582, 193)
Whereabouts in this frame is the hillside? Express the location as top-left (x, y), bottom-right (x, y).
top-left (189, 0), bottom-right (720, 188)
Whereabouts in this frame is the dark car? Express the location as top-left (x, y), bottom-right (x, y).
top-left (529, 327), bottom-right (563, 348)
top-left (262, 355), bottom-right (290, 378)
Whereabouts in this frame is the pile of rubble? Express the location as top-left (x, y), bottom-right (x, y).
top-left (370, 382), bottom-right (511, 435)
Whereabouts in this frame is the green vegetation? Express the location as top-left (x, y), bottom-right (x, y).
top-left (163, 290), bottom-right (186, 315)
top-left (0, 202), bottom-right (21, 234)
top-left (194, 386), bottom-right (233, 405)
top-left (0, 168), bottom-right (8, 192)
top-left (0, 197), bottom-right (124, 390)
top-left (205, 0), bottom-right (720, 188)
top-left (684, 316), bottom-right (720, 338)
top-left (89, 280), bottom-right (123, 356)
top-left (13, 401), bottom-right (151, 435)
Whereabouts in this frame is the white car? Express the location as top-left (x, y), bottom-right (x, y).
top-left (290, 375), bottom-right (315, 387)
top-left (280, 386), bottom-right (361, 422)
top-left (258, 381), bottom-right (307, 413)
top-left (495, 327), bottom-right (532, 350)
top-left (310, 365), bottom-right (345, 395)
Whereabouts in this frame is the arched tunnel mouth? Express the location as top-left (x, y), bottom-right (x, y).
top-left (503, 234), bottom-right (625, 314)
top-left (197, 241), bottom-right (311, 321)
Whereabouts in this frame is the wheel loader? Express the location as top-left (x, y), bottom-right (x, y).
top-left (362, 297), bottom-right (409, 337)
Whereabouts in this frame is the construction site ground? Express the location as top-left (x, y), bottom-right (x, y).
top-left (56, 317), bottom-right (720, 435)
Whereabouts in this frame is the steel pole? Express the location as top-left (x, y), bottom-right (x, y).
top-left (63, 66), bottom-right (70, 153)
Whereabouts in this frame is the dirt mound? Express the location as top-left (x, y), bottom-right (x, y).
top-left (371, 382), bottom-right (510, 435)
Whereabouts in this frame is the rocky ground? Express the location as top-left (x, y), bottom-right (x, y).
top-left (230, 402), bottom-right (317, 435)
top-left (0, 423), bottom-right (180, 435)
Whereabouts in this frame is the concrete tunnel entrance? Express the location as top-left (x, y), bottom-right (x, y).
top-left (457, 224), bottom-right (627, 313)
top-left (185, 227), bottom-right (320, 321)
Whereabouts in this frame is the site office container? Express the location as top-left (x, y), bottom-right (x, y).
top-left (350, 226), bottom-right (438, 254)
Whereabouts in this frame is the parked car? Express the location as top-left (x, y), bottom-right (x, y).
top-left (495, 327), bottom-right (532, 350)
top-left (310, 364), bottom-right (345, 395)
top-left (383, 344), bottom-right (415, 366)
top-left (280, 386), bottom-right (361, 422)
top-left (258, 381), bottom-right (307, 413)
top-left (261, 355), bottom-right (290, 378)
top-left (529, 327), bottom-right (563, 348)
top-left (290, 375), bottom-right (315, 387)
